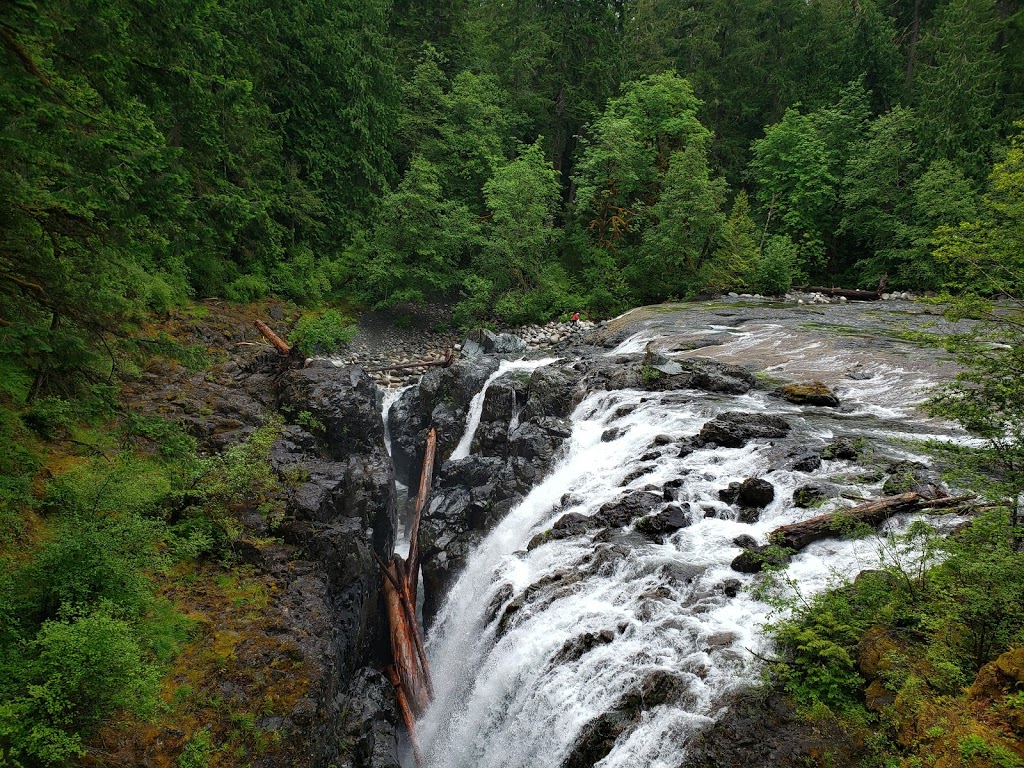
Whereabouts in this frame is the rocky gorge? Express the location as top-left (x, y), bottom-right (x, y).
top-left (119, 296), bottom-right (1021, 768)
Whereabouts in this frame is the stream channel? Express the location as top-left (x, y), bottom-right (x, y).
top-left (380, 298), bottom-right (973, 768)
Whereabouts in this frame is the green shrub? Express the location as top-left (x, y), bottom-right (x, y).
top-left (288, 310), bottom-right (357, 357)
top-left (0, 610), bottom-right (159, 766)
top-left (178, 726), bottom-right (216, 768)
top-left (224, 274), bottom-right (270, 303)
top-left (453, 274), bottom-right (494, 328)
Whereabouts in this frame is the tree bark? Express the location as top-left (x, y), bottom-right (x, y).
top-left (386, 665), bottom-right (425, 768)
top-left (406, 426), bottom-right (436, 603)
top-left (769, 493), bottom-right (975, 551)
top-left (383, 559), bottom-right (431, 716)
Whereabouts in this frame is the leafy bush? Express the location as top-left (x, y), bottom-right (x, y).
top-left (177, 727), bottom-right (215, 768)
top-left (224, 274), bottom-right (271, 303)
top-left (0, 610), bottom-right (159, 766)
top-left (288, 310), bottom-right (357, 357)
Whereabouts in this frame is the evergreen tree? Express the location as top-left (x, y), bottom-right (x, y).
top-left (701, 190), bottom-right (760, 293)
top-left (750, 107), bottom-right (840, 275)
top-left (913, 0), bottom-right (1003, 177)
top-left (360, 156), bottom-right (478, 307)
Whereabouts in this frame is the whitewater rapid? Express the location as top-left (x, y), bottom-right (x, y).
top-left (408, 311), bottom-right (966, 768)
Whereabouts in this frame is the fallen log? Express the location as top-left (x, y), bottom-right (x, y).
top-left (795, 274), bottom-right (889, 302)
top-left (796, 285), bottom-right (883, 301)
top-left (363, 349), bottom-right (455, 373)
top-left (379, 426), bottom-right (438, 753)
top-left (406, 426), bottom-right (437, 603)
top-left (375, 551), bottom-right (434, 700)
top-left (769, 493), bottom-right (976, 551)
top-left (383, 558), bottom-right (431, 715)
top-left (253, 319), bottom-right (292, 356)
top-left (386, 665), bottom-right (425, 768)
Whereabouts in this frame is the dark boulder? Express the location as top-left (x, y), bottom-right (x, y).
top-left (684, 688), bottom-right (859, 768)
top-left (737, 507), bottom-right (761, 524)
top-left (550, 629), bottom-right (617, 667)
top-left (523, 366), bottom-right (577, 419)
top-left (738, 478), bottom-right (775, 508)
top-left (721, 579), bottom-right (742, 598)
top-left (694, 412), bottom-right (791, 449)
top-left (529, 491), bottom-right (663, 550)
top-left (792, 483), bottom-right (833, 508)
top-left (387, 357), bottom-right (499, 485)
top-left (462, 328), bottom-right (528, 356)
top-left (648, 358), bottom-right (757, 395)
top-left (279, 366), bottom-right (386, 459)
top-left (730, 542), bottom-right (790, 574)
top-left (562, 671), bottom-right (692, 768)
top-left (822, 437), bottom-right (861, 461)
top-left (882, 460), bottom-right (947, 498)
top-left (336, 668), bottom-right (401, 768)
top-left (419, 455), bottom-right (534, 622)
top-left (636, 503), bottom-right (692, 540)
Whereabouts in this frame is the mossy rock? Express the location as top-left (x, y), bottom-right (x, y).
top-left (778, 381), bottom-right (840, 407)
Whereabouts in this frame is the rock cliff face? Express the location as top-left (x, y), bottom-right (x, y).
top-left (274, 363), bottom-right (401, 768)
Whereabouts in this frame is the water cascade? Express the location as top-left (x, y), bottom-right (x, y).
top-left (450, 358), bottom-right (559, 461)
top-left (397, 307), bottom-right (966, 768)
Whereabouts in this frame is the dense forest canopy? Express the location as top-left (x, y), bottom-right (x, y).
top-left (3, 0), bottom-right (1023, 387)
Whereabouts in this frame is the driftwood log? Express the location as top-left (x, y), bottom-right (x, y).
top-left (378, 427), bottom-right (437, 768)
top-left (795, 274), bottom-right (889, 302)
top-left (769, 492), bottom-right (976, 551)
top-left (364, 349), bottom-right (455, 373)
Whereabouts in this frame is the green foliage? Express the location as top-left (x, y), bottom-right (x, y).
top-left (751, 107), bottom-right (842, 272)
top-left (932, 125), bottom-right (1024, 295)
top-left (360, 156), bottom-right (477, 306)
top-left (455, 140), bottom-right (562, 326)
top-left (289, 311), bottom-right (357, 357)
top-left (750, 235), bottom-right (799, 296)
top-left (701, 191), bottom-right (760, 294)
top-left (763, 506), bottom-right (1024, 736)
top-left (631, 143), bottom-right (727, 300)
top-left (0, 609), bottom-right (160, 766)
top-left (913, 0), bottom-right (1004, 178)
top-left (959, 735), bottom-right (1024, 768)
top-left (178, 727), bottom-right (216, 768)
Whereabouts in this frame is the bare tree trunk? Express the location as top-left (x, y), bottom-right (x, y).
top-left (769, 493), bottom-right (975, 551)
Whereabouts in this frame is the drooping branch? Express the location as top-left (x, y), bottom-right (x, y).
top-left (769, 492), bottom-right (976, 551)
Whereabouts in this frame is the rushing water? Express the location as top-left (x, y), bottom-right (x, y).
top-left (450, 358), bottom-right (559, 461)
top-left (407, 304), bottom-right (967, 768)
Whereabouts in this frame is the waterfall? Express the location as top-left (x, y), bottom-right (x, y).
top-left (450, 358), bottom-right (558, 460)
top-left (413, 316), bottom-right (966, 768)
